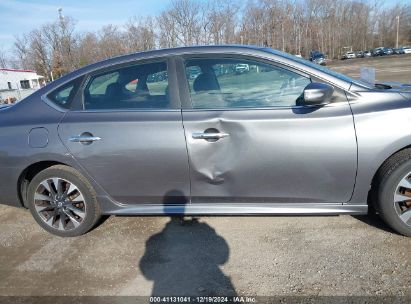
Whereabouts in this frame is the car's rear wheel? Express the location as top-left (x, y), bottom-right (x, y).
top-left (27, 165), bottom-right (101, 237)
top-left (375, 149), bottom-right (411, 237)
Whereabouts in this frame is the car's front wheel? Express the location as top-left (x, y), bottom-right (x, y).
top-left (27, 165), bottom-right (101, 237)
top-left (375, 149), bottom-right (411, 237)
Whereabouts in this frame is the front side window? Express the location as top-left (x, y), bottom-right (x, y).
top-left (84, 61), bottom-right (169, 110)
top-left (185, 57), bottom-right (311, 109)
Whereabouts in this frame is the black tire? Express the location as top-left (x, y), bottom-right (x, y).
top-left (27, 165), bottom-right (101, 237)
top-left (374, 149), bottom-right (411, 237)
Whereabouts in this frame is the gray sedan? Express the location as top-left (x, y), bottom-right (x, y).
top-left (1, 45), bottom-right (411, 237)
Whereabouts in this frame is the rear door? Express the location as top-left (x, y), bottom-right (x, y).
top-left (178, 55), bottom-right (357, 205)
top-left (58, 58), bottom-right (190, 204)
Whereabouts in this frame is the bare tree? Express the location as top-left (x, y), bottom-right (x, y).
top-left (157, 10), bottom-right (179, 48)
top-left (0, 47), bottom-right (8, 68)
top-left (13, 16), bottom-right (79, 79)
top-left (78, 32), bottom-right (100, 65)
top-left (207, 0), bottom-right (239, 44)
top-left (29, 28), bottom-right (53, 80)
top-left (97, 24), bottom-right (126, 59)
top-left (11, 0), bottom-right (411, 78)
top-left (13, 35), bottom-right (31, 70)
top-left (124, 17), bottom-right (156, 52)
top-left (158, 0), bottom-right (204, 46)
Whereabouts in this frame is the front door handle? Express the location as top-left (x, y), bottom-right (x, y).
top-left (69, 133), bottom-right (101, 144)
top-left (192, 132), bottom-right (229, 140)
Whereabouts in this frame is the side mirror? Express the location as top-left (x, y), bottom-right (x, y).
top-left (303, 82), bottom-right (334, 105)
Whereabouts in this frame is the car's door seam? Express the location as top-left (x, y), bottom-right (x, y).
top-left (172, 55), bottom-right (193, 204)
top-left (180, 109), bottom-right (193, 204)
top-left (346, 92), bottom-right (360, 204)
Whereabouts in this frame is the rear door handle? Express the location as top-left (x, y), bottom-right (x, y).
top-left (69, 134), bottom-right (101, 144)
top-left (192, 132), bottom-right (229, 140)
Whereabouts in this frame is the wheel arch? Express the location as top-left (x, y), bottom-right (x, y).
top-left (369, 144), bottom-right (411, 209)
top-left (18, 160), bottom-right (70, 208)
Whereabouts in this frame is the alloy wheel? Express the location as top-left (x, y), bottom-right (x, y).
top-left (394, 173), bottom-right (411, 227)
top-left (33, 177), bottom-right (87, 231)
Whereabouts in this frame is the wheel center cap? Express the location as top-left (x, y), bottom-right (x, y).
top-left (57, 201), bottom-right (63, 208)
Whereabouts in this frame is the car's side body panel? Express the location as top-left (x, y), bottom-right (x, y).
top-left (58, 110), bottom-right (190, 204)
top-left (55, 56), bottom-right (191, 205)
top-left (348, 91), bottom-right (411, 205)
top-left (176, 54), bottom-right (357, 205)
top-left (0, 91), bottom-right (71, 206)
top-left (0, 46), bottom-right (410, 216)
top-left (181, 105), bottom-right (357, 204)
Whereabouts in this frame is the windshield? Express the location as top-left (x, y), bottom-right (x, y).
top-left (262, 48), bottom-right (374, 89)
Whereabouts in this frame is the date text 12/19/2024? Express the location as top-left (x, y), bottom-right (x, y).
top-left (149, 297), bottom-right (256, 303)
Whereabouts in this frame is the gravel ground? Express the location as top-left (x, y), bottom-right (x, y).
top-left (0, 205), bottom-right (410, 298)
top-left (0, 54), bottom-right (410, 300)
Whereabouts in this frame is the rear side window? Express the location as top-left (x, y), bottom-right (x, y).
top-left (83, 61), bottom-right (169, 110)
top-left (47, 77), bottom-right (83, 109)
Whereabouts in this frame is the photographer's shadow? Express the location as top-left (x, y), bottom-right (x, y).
top-left (139, 190), bottom-right (236, 296)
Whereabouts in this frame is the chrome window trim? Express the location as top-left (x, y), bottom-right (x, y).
top-left (40, 47), bottom-right (356, 113)
top-left (48, 47), bottom-right (353, 92)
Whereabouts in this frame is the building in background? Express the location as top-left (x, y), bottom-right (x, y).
top-left (0, 68), bottom-right (45, 104)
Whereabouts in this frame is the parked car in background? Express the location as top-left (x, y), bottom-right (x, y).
top-left (235, 63), bottom-right (250, 74)
top-left (342, 52), bottom-right (356, 59)
top-left (363, 50), bottom-right (372, 57)
top-left (309, 51), bottom-right (327, 65)
top-left (403, 46), bottom-right (411, 54)
top-left (383, 48), bottom-right (394, 56)
top-left (393, 48), bottom-right (405, 55)
top-left (147, 71), bottom-right (168, 82)
top-left (355, 51), bottom-right (364, 58)
top-left (372, 47), bottom-right (384, 56)
top-left (2, 45), bottom-right (411, 237)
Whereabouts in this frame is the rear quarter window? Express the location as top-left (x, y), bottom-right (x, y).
top-left (47, 77), bottom-right (84, 109)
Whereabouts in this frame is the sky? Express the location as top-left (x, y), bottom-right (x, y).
top-left (0, 0), bottom-right (172, 54)
top-left (0, 0), bottom-right (408, 56)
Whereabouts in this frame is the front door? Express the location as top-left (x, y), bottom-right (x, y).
top-left (58, 59), bottom-right (190, 204)
top-left (180, 56), bottom-right (357, 204)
